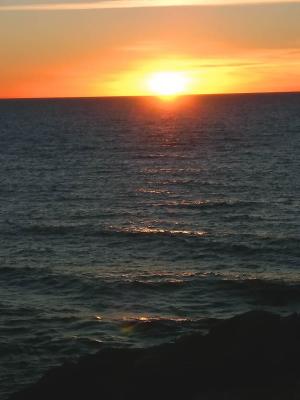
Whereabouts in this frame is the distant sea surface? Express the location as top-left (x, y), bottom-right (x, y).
top-left (1, 93), bottom-right (299, 398)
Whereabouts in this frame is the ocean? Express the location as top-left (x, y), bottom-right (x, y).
top-left (0, 93), bottom-right (299, 398)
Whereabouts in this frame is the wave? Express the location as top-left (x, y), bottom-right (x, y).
top-left (193, 238), bottom-right (300, 257)
top-left (0, 265), bottom-right (196, 298)
top-left (103, 226), bottom-right (207, 238)
top-left (215, 276), bottom-right (300, 306)
top-left (10, 222), bottom-right (207, 239)
top-left (141, 167), bottom-right (202, 174)
top-left (136, 153), bottom-right (191, 160)
top-left (120, 279), bottom-right (186, 291)
top-left (116, 315), bottom-right (223, 338)
top-left (2, 264), bottom-right (300, 307)
top-left (148, 178), bottom-right (195, 186)
top-left (23, 224), bottom-right (81, 235)
top-left (153, 199), bottom-right (262, 209)
top-left (4, 222), bottom-right (299, 259)
top-left (119, 316), bottom-right (197, 336)
top-left (120, 273), bottom-right (300, 306)
top-left (136, 188), bottom-right (172, 195)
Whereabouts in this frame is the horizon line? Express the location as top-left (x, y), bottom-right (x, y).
top-left (1, 90), bottom-right (299, 101)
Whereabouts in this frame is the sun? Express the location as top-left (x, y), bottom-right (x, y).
top-left (147, 71), bottom-right (189, 97)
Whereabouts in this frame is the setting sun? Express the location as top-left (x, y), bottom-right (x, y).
top-left (147, 72), bottom-right (189, 97)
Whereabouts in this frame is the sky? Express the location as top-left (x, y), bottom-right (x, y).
top-left (1, 0), bottom-right (300, 98)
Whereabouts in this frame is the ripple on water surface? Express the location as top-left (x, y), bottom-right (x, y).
top-left (0, 93), bottom-right (300, 398)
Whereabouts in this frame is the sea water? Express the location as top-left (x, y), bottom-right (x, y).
top-left (0, 93), bottom-right (299, 398)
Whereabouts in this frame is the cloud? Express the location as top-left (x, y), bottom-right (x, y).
top-left (0, 0), bottom-right (299, 11)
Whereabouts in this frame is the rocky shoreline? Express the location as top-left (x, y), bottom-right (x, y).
top-left (10, 311), bottom-right (300, 400)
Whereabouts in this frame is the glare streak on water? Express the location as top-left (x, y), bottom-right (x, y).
top-left (0, 93), bottom-right (300, 398)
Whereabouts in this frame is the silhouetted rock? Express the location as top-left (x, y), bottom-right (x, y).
top-left (9, 311), bottom-right (300, 400)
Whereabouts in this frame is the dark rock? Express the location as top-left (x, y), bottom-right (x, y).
top-left (9, 311), bottom-right (300, 400)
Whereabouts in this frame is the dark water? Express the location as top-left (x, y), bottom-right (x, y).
top-left (0, 93), bottom-right (299, 398)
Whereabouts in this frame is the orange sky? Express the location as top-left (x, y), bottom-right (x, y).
top-left (1, 1), bottom-right (300, 98)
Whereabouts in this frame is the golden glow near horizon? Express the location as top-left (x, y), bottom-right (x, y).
top-left (1, 2), bottom-right (300, 98)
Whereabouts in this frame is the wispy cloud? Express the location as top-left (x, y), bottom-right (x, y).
top-left (0, 0), bottom-right (299, 11)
